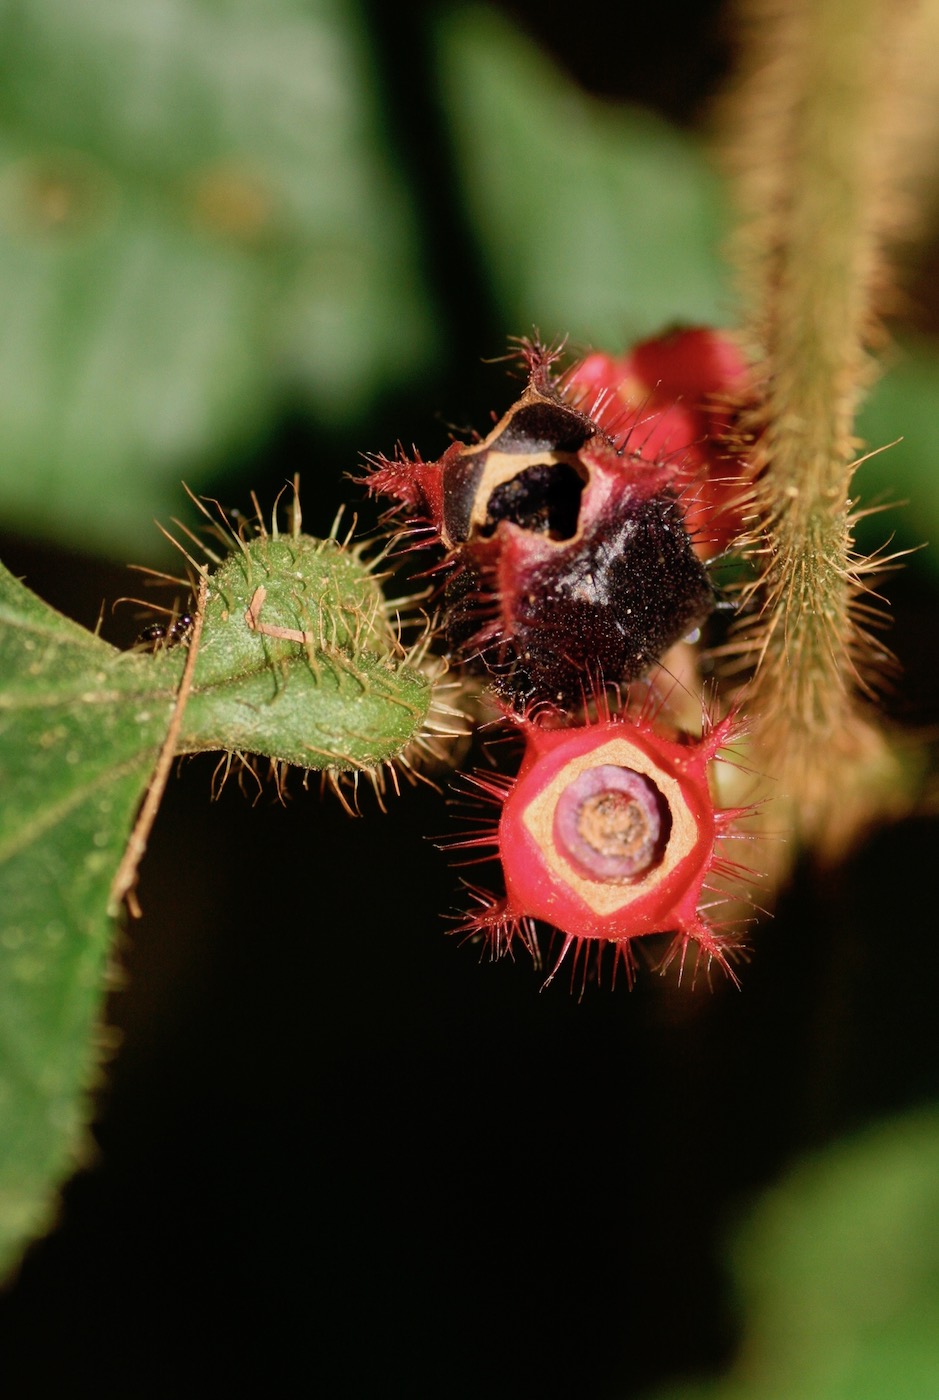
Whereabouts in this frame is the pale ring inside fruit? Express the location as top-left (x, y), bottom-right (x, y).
top-left (553, 764), bottom-right (668, 882)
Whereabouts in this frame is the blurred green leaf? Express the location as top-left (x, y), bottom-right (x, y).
top-left (649, 1109), bottom-right (939, 1400)
top-left (436, 6), bottom-right (731, 350)
top-left (856, 334), bottom-right (939, 573)
top-left (0, 0), bottom-right (433, 557)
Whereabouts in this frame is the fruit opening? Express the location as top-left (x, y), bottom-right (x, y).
top-left (479, 461), bottom-right (584, 540)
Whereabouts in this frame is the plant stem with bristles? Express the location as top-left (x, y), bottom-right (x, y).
top-left (729, 0), bottom-right (912, 857)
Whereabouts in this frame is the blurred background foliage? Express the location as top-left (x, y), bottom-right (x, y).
top-left (2, 0), bottom-right (939, 1395)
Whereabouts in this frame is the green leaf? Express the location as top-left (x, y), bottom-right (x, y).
top-left (0, 0), bottom-right (433, 557)
top-left (648, 1109), bottom-right (939, 1400)
top-left (0, 561), bottom-right (167, 1275)
top-left (0, 526), bottom-right (437, 1278)
top-left (436, 6), bottom-right (731, 349)
top-left (855, 334), bottom-right (939, 574)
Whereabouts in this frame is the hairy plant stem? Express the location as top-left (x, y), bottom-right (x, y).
top-left (731, 0), bottom-right (910, 855)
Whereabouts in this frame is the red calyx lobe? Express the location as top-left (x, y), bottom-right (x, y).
top-left (565, 327), bottom-right (751, 558)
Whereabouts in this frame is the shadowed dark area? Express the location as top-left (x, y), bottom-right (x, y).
top-left (3, 531), bottom-right (939, 1399)
top-left (480, 460), bottom-right (585, 539)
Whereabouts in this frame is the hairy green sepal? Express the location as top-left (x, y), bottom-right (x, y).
top-left (177, 534), bottom-right (431, 769)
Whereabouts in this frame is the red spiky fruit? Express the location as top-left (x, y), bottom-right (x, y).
top-left (366, 340), bottom-right (728, 710)
top-left (457, 704), bottom-right (751, 987)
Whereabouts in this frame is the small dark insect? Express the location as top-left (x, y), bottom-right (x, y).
top-left (137, 613), bottom-right (193, 651)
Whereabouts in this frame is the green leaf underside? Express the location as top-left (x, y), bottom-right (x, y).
top-left (0, 0), bottom-right (432, 557)
top-left (0, 535), bottom-right (432, 1277)
top-left (437, 6), bottom-right (731, 349)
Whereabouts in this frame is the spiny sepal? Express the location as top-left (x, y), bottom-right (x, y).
top-left (140, 520), bottom-right (458, 782)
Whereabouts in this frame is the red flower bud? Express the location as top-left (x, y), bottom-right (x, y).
top-left (564, 327), bottom-right (751, 558)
